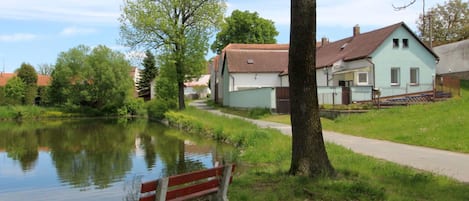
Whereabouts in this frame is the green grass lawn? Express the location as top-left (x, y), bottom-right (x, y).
top-left (165, 107), bottom-right (469, 200)
top-left (259, 80), bottom-right (469, 153)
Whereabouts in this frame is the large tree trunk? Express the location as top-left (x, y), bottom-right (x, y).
top-left (175, 43), bottom-right (186, 110)
top-left (288, 0), bottom-right (334, 177)
top-left (178, 80), bottom-right (185, 110)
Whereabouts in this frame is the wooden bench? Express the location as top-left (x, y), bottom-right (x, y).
top-left (139, 164), bottom-right (235, 201)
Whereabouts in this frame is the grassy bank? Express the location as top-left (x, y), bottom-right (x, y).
top-left (259, 81), bottom-right (469, 153)
top-left (0, 105), bottom-right (80, 120)
top-left (165, 107), bottom-right (469, 200)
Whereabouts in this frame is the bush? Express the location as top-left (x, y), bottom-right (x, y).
top-left (121, 98), bottom-right (145, 116)
top-left (248, 107), bottom-right (271, 119)
top-left (147, 99), bottom-right (177, 120)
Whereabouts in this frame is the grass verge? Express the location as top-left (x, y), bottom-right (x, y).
top-left (258, 80), bottom-right (469, 153)
top-left (165, 107), bottom-right (469, 200)
top-left (0, 105), bottom-right (81, 120)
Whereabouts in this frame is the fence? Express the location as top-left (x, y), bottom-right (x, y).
top-left (435, 75), bottom-right (460, 97)
top-left (378, 83), bottom-right (434, 98)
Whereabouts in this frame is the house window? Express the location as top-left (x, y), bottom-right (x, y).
top-left (391, 67), bottom-right (400, 86)
top-left (393, 38), bottom-right (399, 48)
top-left (403, 39), bottom-right (409, 48)
top-left (410, 68), bottom-right (419, 85)
top-left (357, 72), bottom-right (368, 85)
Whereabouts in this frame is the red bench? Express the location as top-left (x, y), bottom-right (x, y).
top-left (139, 164), bottom-right (235, 201)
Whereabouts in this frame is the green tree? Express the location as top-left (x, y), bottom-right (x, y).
top-left (289, 0), bottom-right (334, 177)
top-left (50, 45), bottom-right (133, 113)
top-left (17, 63), bottom-right (38, 105)
top-left (120, 0), bottom-right (225, 110)
top-left (137, 50), bottom-right (158, 100)
top-left (4, 77), bottom-right (26, 105)
top-left (417, 0), bottom-right (469, 46)
top-left (211, 9), bottom-right (279, 54)
top-left (37, 63), bottom-right (55, 76)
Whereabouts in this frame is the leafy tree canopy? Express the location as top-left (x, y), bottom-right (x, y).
top-left (120, 0), bottom-right (225, 109)
top-left (50, 45), bottom-right (133, 113)
top-left (4, 77), bottom-right (26, 105)
top-left (417, 0), bottom-right (469, 46)
top-left (211, 9), bottom-right (279, 54)
top-left (16, 63), bottom-right (37, 86)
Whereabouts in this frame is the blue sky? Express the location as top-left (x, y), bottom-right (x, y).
top-left (0, 0), bottom-right (441, 73)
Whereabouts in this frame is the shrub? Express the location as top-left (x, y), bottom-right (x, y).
top-left (147, 99), bottom-right (177, 120)
top-left (248, 107), bottom-right (271, 119)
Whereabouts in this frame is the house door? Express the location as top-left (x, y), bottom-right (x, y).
top-left (339, 80), bottom-right (352, 105)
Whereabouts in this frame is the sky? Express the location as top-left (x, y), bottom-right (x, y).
top-left (0, 0), bottom-right (442, 73)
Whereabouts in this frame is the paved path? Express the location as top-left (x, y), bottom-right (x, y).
top-left (190, 100), bottom-right (469, 183)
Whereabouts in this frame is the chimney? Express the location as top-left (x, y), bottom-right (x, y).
top-left (353, 24), bottom-right (360, 37)
top-left (321, 37), bottom-right (329, 47)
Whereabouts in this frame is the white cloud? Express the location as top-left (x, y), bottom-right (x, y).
top-left (0, 33), bottom-right (38, 42)
top-left (60, 26), bottom-right (97, 36)
top-left (0, 0), bottom-right (121, 24)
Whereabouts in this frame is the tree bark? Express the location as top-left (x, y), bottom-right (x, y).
top-left (288, 0), bottom-right (334, 177)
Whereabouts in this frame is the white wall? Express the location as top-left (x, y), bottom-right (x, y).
top-left (229, 73), bottom-right (285, 91)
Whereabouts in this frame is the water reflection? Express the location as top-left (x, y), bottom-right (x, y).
top-left (0, 119), bottom-right (234, 200)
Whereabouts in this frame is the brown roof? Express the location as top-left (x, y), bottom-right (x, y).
top-left (316, 22), bottom-right (438, 68)
top-left (225, 49), bottom-right (289, 73)
top-left (222, 43), bottom-right (290, 51)
top-left (220, 44), bottom-right (290, 74)
top-left (316, 23), bottom-right (402, 68)
top-left (0, 73), bottom-right (51, 86)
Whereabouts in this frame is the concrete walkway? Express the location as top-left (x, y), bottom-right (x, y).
top-left (190, 100), bottom-right (469, 183)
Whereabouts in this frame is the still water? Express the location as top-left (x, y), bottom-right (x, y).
top-left (0, 118), bottom-right (235, 201)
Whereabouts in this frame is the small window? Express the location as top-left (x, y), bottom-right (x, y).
top-left (410, 68), bottom-right (419, 85)
top-left (403, 39), bottom-right (409, 48)
top-left (357, 72), bottom-right (368, 85)
top-left (393, 38), bottom-right (399, 48)
top-left (391, 67), bottom-right (400, 85)
top-left (247, 59), bottom-right (254, 64)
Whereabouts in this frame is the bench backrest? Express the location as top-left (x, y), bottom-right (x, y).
top-left (139, 164), bottom-right (235, 201)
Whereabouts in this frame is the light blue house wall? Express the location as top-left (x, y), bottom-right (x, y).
top-left (227, 87), bottom-right (276, 109)
top-left (371, 26), bottom-right (436, 97)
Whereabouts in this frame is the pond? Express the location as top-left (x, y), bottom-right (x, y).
top-left (0, 118), bottom-right (235, 201)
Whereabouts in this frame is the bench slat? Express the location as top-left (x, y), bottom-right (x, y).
top-left (139, 194), bottom-right (155, 201)
top-left (167, 166), bottom-right (224, 187)
top-left (140, 180), bottom-right (158, 193)
top-left (139, 164), bottom-right (236, 201)
top-left (168, 187), bottom-right (219, 201)
top-left (166, 179), bottom-right (219, 200)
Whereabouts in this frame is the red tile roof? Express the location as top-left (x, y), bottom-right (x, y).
top-left (0, 73), bottom-right (51, 86)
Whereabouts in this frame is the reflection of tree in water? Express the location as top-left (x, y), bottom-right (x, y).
top-left (49, 120), bottom-right (135, 190)
top-left (4, 131), bottom-right (39, 171)
top-left (149, 127), bottom-right (206, 176)
top-left (139, 134), bottom-right (157, 170)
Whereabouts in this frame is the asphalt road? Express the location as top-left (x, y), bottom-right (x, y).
top-left (190, 100), bottom-right (469, 183)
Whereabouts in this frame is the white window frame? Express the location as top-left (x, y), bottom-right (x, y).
top-left (357, 72), bottom-right (368, 85)
top-left (391, 67), bottom-right (400, 86)
top-left (410, 67), bottom-right (419, 85)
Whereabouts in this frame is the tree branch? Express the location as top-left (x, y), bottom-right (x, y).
top-left (392, 0), bottom-right (417, 11)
